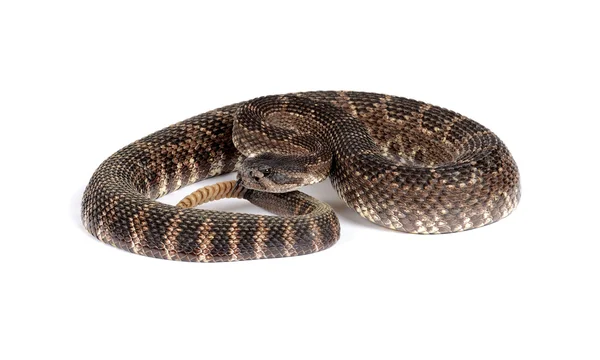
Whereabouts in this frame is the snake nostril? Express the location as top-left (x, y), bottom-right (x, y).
top-left (250, 170), bottom-right (262, 182)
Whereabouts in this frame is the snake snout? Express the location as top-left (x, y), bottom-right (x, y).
top-left (250, 170), bottom-right (264, 182)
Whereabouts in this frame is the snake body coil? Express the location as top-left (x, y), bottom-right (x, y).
top-left (81, 91), bottom-right (520, 262)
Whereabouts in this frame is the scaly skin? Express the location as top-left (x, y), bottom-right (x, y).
top-left (81, 91), bottom-right (520, 261)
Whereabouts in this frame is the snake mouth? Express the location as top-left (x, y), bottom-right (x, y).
top-left (237, 172), bottom-right (303, 193)
top-left (241, 180), bottom-right (299, 193)
top-left (236, 164), bottom-right (303, 193)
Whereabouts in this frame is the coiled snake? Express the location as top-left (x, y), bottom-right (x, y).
top-left (81, 91), bottom-right (520, 262)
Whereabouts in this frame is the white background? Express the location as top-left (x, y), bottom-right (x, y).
top-left (1, 1), bottom-right (598, 359)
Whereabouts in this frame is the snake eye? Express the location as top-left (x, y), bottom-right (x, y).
top-left (262, 167), bottom-right (272, 176)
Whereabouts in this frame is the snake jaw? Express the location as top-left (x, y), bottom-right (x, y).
top-left (237, 153), bottom-right (308, 193)
top-left (237, 170), bottom-right (301, 193)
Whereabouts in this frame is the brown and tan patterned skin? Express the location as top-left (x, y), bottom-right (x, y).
top-left (81, 91), bottom-right (520, 262)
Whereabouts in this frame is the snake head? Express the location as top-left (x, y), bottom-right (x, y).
top-left (237, 153), bottom-right (316, 193)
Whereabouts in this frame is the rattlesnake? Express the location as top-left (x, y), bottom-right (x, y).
top-left (81, 91), bottom-right (520, 262)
